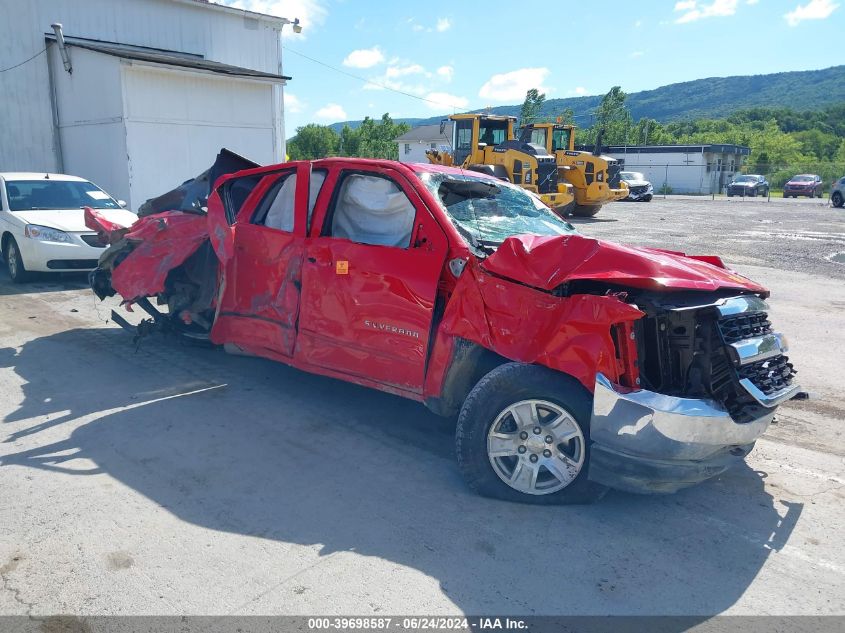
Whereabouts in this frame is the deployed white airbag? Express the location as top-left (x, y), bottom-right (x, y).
top-left (332, 174), bottom-right (415, 247)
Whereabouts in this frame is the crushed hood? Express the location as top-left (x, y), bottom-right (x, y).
top-left (11, 208), bottom-right (137, 233)
top-left (482, 234), bottom-right (766, 294)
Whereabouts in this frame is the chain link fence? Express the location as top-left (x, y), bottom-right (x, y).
top-left (616, 160), bottom-right (845, 200)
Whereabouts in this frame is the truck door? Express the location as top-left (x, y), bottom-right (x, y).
top-left (209, 163), bottom-right (325, 360)
top-left (297, 166), bottom-right (449, 394)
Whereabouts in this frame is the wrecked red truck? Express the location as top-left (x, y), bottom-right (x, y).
top-left (88, 151), bottom-right (799, 504)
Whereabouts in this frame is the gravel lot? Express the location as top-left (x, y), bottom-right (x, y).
top-left (0, 196), bottom-right (843, 620)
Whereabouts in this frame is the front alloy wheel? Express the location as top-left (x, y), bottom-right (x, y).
top-left (5, 238), bottom-right (30, 283)
top-left (487, 400), bottom-right (585, 495)
top-left (456, 362), bottom-right (607, 504)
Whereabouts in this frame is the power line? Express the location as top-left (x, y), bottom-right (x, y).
top-left (282, 45), bottom-right (467, 112)
top-left (0, 44), bottom-right (49, 73)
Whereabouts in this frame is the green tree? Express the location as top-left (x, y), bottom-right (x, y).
top-left (587, 86), bottom-right (633, 145)
top-left (287, 124), bottom-right (339, 160)
top-left (520, 88), bottom-right (546, 125)
top-left (354, 113), bottom-right (410, 160)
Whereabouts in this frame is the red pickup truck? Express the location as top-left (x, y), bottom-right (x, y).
top-left (88, 152), bottom-right (799, 504)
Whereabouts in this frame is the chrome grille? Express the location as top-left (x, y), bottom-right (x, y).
top-left (718, 312), bottom-right (772, 344)
top-left (738, 355), bottom-right (795, 397)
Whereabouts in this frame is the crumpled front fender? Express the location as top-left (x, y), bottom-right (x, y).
top-left (433, 262), bottom-right (644, 391)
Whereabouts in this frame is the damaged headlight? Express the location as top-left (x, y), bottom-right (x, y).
top-left (25, 224), bottom-right (72, 243)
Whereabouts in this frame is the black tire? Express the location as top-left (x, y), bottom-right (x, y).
top-left (4, 237), bottom-right (30, 284)
top-left (572, 204), bottom-right (601, 217)
top-left (456, 362), bottom-right (608, 505)
top-left (749, 188), bottom-right (757, 197)
top-left (832, 192), bottom-right (844, 208)
top-left (642, 194), bottom-right (653, 202)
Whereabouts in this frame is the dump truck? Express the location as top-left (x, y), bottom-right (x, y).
top-left (87, 152), bottom-right (800, 504)
top-left (518, 122), bottom-right (629, 217)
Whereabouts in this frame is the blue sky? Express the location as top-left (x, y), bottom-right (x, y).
top-left (223, 0), bottom-right (844, 132)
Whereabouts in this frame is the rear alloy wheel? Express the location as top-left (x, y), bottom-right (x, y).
top-left (456, 363), bottom-right (607, 504)
top-left (5, 238), bottom-right (30, 284)
top-left (832, 192), bottom-right (844, 208)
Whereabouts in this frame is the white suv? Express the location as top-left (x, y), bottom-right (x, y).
top-left (0, 173), bottom-right (137, 283)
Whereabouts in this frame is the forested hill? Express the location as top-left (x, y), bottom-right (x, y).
top-left (328, 65), bottom-right (845, 131)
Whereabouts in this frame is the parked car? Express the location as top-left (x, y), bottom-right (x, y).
top-left (0, 173), bottom-right (136, 283)
top-left (832, 176), bottom-right (845, 208)
top-left (87, 152), bottom-right (799, 504)
top-left (726, 174), bottom-right (769, 197)
top-left (783, 174), bottom-right (824, 198)
top-left (619, 171), bottom-right (653, 202)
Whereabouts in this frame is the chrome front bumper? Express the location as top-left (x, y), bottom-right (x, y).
top-left (588, 372), bottom-right (796, 494)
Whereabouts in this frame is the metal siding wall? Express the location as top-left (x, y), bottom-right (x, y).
top-left (49, 47), bottom-right (131, 202)
top-left (0, 0), bottom-right (280, 173)
top-left (611, 151), bottom-right (709, 194)
top-left (122, 64), bottom-right (275, 209)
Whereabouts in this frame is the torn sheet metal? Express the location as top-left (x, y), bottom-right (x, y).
top-left (137, 148), bottom-right (259, 217)
top-left (109, 212), bottom-right (211, 302)
top-left (437, 261), bottom-right (645, 391)
top-left (481, 234), bottom-right (767, 294)
top-left (83, 207), bottom-right (132, 245)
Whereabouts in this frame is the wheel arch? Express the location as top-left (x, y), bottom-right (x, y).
top-left (424, 337), bottom-right (511, 417)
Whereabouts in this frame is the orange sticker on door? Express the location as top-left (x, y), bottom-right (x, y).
top-left (336, 260), bottom-right (349, 275)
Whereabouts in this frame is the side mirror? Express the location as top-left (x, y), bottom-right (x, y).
top-left (118, 199), bottom-right (128, 208)
top-left (477, 142), bottom-right (487, 149)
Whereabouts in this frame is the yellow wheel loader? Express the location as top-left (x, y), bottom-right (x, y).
top-left (425, 114), bottom-right (575, 216)
top-left (518, 122), bottom-right (629, 217)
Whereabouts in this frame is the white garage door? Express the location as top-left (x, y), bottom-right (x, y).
top-left (122, 64), bottom-right (278, 209)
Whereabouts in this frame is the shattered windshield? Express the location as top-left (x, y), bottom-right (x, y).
top-left (6, 180), bottom-right (121, 211)
top-left (417, 171), bottom-right (575, 250)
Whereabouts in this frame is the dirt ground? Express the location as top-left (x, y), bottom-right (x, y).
top-left (0, 196), bottom-right (843, 619)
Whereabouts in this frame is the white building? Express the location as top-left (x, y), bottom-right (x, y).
top-left (604, 144), bottom-right (751, 195)
top-left (395, 122), bottom-right (453, 164)
top-left (0, 0), bottom-right (292, 210)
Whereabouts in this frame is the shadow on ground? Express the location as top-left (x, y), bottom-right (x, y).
top-left (0, 328), bottom-right (802, 617)
top-left (0, 267), bottom-right (89, 296)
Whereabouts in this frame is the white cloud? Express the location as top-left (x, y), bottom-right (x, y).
top-left (634, 19), bottom-right (644, 27)
top-left (315, 103), bottom-right (347, 120)
top-left (284, 92), bottom-right (304, 114)
top-left (385, 63), bottom-right (426, 78)
top-left (342, 47), bottom-right (385, 69)
top-left (629, 51), bottom-right (645, 58)
top-left (478, 67), bottom-right (550, 102)
top-left (424, 92), bottom-right (468, 111)
top-left (784, 0), bottom-right (840, 25)
top-left (223, 0), bottom-right (327, 34)
top-left (436, 65), bottom-right (454, 81)
top-left (409, 17), bottom-right (452, 33)
top-left (573, 86), bottom-right (587, 95)
top-left (674, 0), bottom-right (739, 23)
top-left (747, 0), bottom-right (759, 4)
